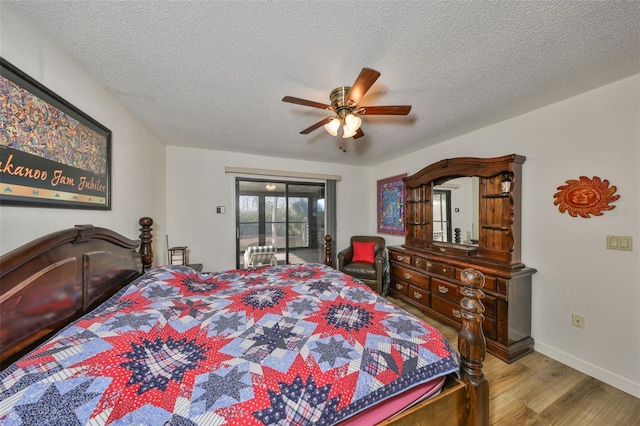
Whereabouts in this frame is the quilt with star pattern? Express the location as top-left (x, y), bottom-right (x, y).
top-left (0, 263), bottom-right (459, 425)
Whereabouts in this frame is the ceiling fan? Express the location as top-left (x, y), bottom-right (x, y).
top-left (282, 68), bottom-right (411, 150)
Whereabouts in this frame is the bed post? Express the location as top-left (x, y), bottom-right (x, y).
top-left (458, 268), bottom-right (489, 426)
top-left (139, 217), bottom-right (154, 271)
top-left (324, 234), bottom-right (333, 267)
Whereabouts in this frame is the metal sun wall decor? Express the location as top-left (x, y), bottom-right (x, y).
top-left (377, 173), bottom-right (407, 235)
top-left (553, 176), bottom-right (619, 218)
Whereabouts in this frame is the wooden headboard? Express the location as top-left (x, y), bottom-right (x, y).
top-left (0, 217), bottom-right (154, 369)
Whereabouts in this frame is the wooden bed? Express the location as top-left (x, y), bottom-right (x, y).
top-left (0, 217), bottom-right (488, 425)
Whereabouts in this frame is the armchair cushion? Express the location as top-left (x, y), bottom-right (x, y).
top-left (341, 262), bottom-right (378, 280)
top-left (352, 241), bottom-right (376, 263)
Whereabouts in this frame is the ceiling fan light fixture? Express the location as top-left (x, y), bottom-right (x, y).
top-left (324, 117), bottom-right (341, 136)
top-left (342, 125), bottom-right (358, 139)
top-left (329, 117), bottom-right (341, 130)
top-left (344, 113), bottom-right (361, 133)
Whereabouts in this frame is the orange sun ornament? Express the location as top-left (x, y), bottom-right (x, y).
top-left (553, 176), bottom-right (619, 218)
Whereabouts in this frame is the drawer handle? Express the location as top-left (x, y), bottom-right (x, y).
top-left (413, 292), bottom-right (422, 299)
top-left (440, 248), bottom-right (446, 252)
top-left (395, 283), bottom-right (403, 290)
top-left (452, 309), bottom-right (461, 318)
top-left (438, 285), bottom-right (448, 294)
top-left (442, 268), bottom-right (447, 273)
top-left (426, 262), bottom-right (432, 267)
top-left (404, 273), bottom-right (412, 280)
top-left (397, 255), bottom-right (404, 261)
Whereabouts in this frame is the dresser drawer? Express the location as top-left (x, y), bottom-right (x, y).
top-left (425, 261), bottom-right (455, 279)
top-left (431, 278), bottom-right (460, 303)
top-left (389, 279), bottom-right (408, 297)
top-left (431, 295), bottom-right (496, 341)
top-left (432, 277), bottom-right (496, 318)
top-left (391, 264), bottom-right (430, 290)
top-left (412, 256), bottom-right (428, 270)
top-left (408, 285), bottom-right (429, 306)
top-left (389, 250), bottom-right (412, 265)
top-left (455, 269), bottom-right (498, 292)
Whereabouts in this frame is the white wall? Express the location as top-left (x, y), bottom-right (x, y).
top-left (372, 75), bottom-right (640, 397)
top-left (0, 5), bottom-right (167, 259)
top-left (165, 146), bottom-right (371, 272)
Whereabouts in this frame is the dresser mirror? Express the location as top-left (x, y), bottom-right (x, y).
top-left (404, 154), bottom-right (526, 265)
top-left (432, 176), bottom-right (479, 245)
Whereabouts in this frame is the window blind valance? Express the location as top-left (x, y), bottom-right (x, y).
top-left (225, 166), bottom-right (341, 182)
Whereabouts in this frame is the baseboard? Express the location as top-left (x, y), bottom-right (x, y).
top-left (534, 341), bottom-right (640, 398)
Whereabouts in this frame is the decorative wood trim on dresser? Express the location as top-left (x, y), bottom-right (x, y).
top-left (389, 154), bottom-right (536, 363)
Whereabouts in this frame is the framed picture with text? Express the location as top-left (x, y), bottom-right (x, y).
top-left (377, 173), bottom-right (407, 235)
top-left (0, 58), bottom-right (111, 209)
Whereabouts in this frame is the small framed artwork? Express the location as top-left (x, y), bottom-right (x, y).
top-left (0, 58), bottom-right (111, 209)
top-left (377, 173), bottom-right (407, 235)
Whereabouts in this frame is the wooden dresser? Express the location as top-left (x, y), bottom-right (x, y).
top-left (389, 155), bottom-right (536, 363)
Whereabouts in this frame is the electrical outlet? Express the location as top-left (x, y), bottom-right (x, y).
top-left (572, 313), bottom-right (585, 329)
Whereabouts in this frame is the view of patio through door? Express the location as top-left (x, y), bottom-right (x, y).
top-left (433, 189), bottom-right (452, 242)
top-left (236, 178), bottom-right (326, 268)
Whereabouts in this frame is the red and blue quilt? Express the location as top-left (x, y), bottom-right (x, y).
top-left (0, 263), bottom-right (459, 425)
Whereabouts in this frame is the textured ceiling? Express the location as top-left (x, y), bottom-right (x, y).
top-left (7, 1), bottom-right (640, 166)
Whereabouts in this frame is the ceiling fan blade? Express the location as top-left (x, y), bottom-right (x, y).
top-left (353, 128), bottom-right (365, 139)
top-left (359, 105), bottom-right (412, 115)
top-left (282, 96), bottom-right (331, 110)
top-left (345, 68), bottom-right (381, 106)
top-left (300, 116), bottom-right (333, 134)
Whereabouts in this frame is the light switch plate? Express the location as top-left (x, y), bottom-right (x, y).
top-left (607, 235), bottom-right (633, 251)
top-left (619, 236), bottom-right (633, 251)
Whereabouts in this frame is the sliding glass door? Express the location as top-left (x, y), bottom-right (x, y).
top-left (236, 178), bottom-right (326, 268)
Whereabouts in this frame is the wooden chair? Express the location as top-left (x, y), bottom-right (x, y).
top-left (168, 246), bottom-right (187, 265)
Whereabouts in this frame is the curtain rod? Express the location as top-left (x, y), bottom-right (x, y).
top-left (225, 166), bottom-right (341, 181)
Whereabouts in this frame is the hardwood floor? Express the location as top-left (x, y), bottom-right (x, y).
top-left (388, 296), bottom-right (640, 426)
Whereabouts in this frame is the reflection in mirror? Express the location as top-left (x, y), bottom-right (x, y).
top-left (432, 190), bottom-right (447, 242)
top-left (433, 177), bottom-right (479, 245)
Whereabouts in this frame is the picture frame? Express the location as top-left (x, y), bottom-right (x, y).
top-left (0, 58), bottom-right (111, 209)
top-left (377, 173), bottom-right (407, 235)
